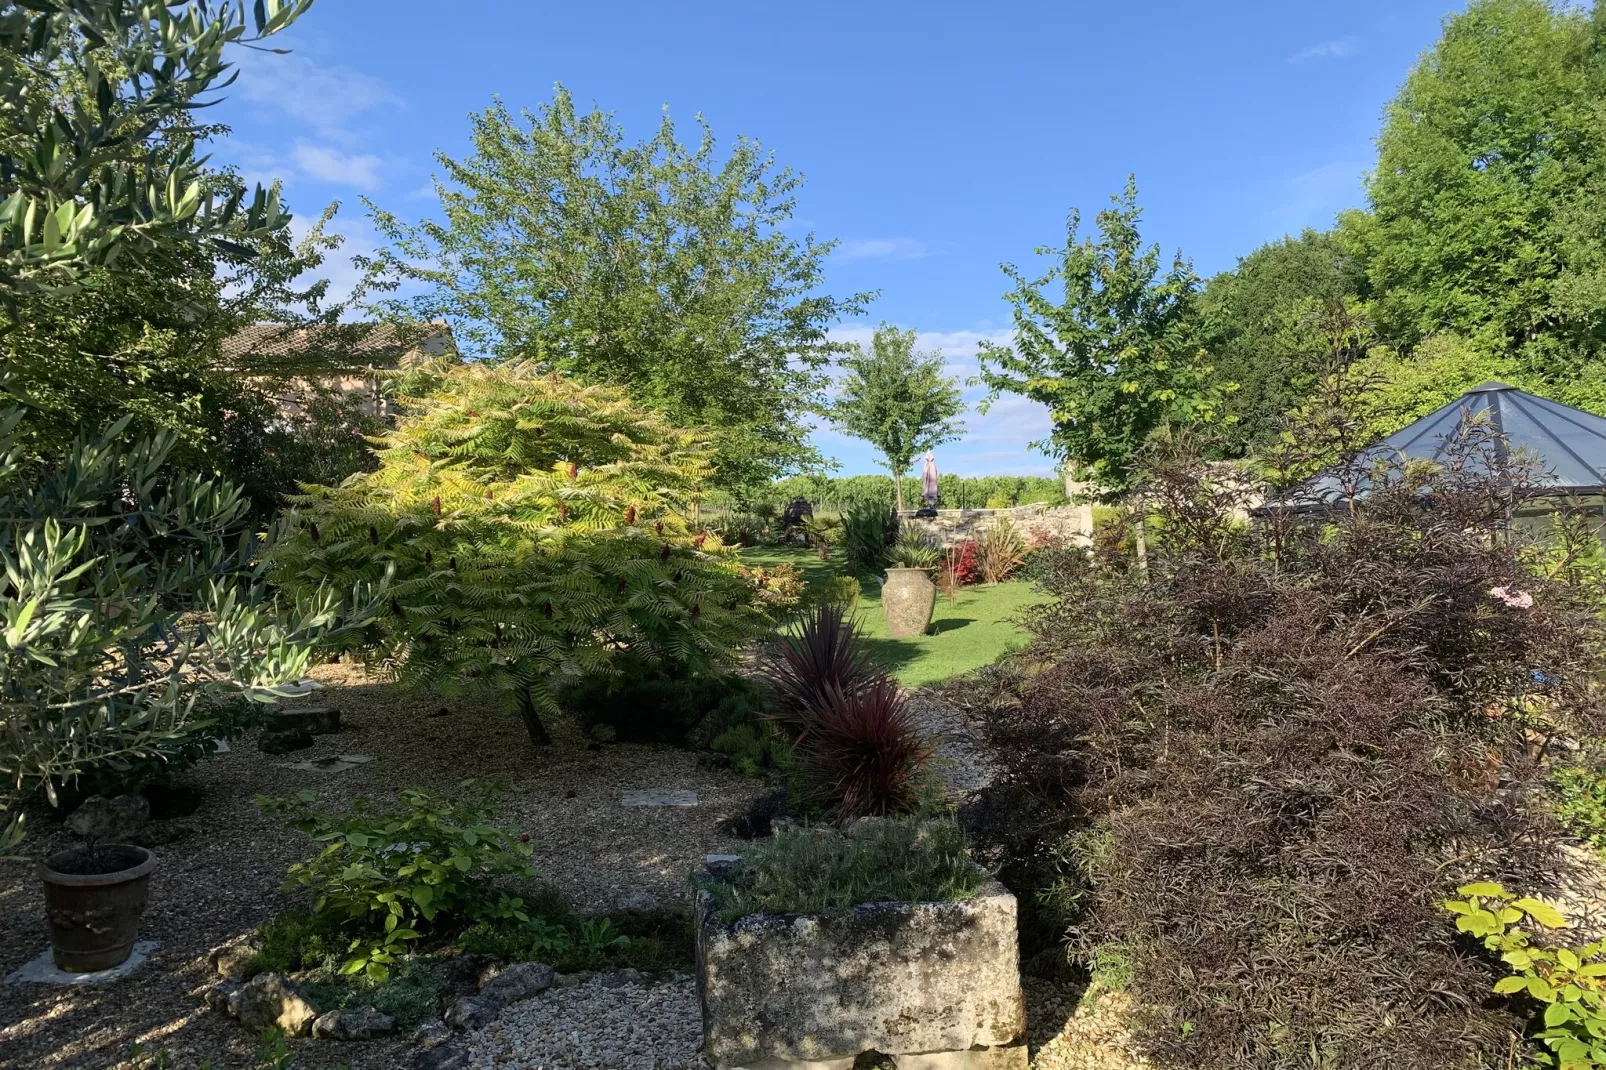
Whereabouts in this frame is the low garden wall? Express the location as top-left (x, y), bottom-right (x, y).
top-left (897, 502), bottom-right (1092, 549)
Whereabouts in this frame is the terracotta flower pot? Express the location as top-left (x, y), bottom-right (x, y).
top-left (40, 844), bottom-right (156, 972)
top-left (882, 567), bottom-right (937, 638)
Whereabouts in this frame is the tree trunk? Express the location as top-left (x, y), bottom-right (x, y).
top-left (516, 686), bottom-right (552, 747)
top-left (892, 465), bottom-right (905, 514)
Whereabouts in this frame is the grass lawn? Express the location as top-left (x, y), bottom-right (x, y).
top-left (740, 545), bottom-right (1049, 688)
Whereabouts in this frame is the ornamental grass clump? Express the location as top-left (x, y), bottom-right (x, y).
top-left (953, 405), bottom-right (1606, 1069)
top-left (706, 817), bottom-right (985, 922)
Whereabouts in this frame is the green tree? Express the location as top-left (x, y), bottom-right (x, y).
top-left (976, 178), bottom-right (1217, 496)
top-left (1366, 0), bottom-right (1603, 374)
top-left (831, 325), bottom-right (965, 513)
top-left (0, 0), bottom-right (308, 303)
top-left (270, 363), bottom-right (769, 749)
top-left (368, 87), bottom-right (871, 497)
top-left (1200, 228), bottom-right (1368, 454)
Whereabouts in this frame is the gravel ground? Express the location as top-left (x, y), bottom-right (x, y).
top-left (465, 976), bottom-right (706, 1070)
top-left (0, 663), bottom-right (763, 1070)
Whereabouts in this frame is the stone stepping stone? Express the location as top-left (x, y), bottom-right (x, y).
top-left (7, 941), bottom-right (158, 986)
top-left (619, 789), bottom-right (698, 808)
top-left (282, 754), bottom-right (375, 774)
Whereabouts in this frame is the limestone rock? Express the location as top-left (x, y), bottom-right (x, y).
top-left (66, 794), bottom-right (149, 842)
top-left (311, 1005), bottom-right (394, 1040)
top-left (477, 960), bottom-right (554, 1007)
top-left (202, 981), bottom-right (239, 1014)
top-left (442, 995), bottom-right (494, 1031)
top-left (234, 972), bottom-right (318, 1037)
top-left (696, 879), bottom-right (1026, 1067)
top-left (412, 1017), bottom-right (451, 1050)
top-left (208, 936), bottom-right (259, 981)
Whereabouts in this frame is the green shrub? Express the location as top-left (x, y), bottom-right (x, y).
top-left (808, 575), bottom-right (861, 614)
top-left (1553, 766), bottom-right (1606, 854)
top-left (888, 522), bottom-right (941, 571)
top-left (561, 660), bottom-right (768, 747)
top-left (257, 784), bottom-right (536, 979)
top-left (1443, 882), bottom-right (1606, 1068)
top-left (984, 493), bottom-right (1013, 509)
top-left (711, 512), bottom-right (766, 548)
top-left (842, 502), bottom-right (896, 576)
top-left (704, 817), bottom-right (986, 921)
top-left (55, 696), bottom-right (271, 803)
top-left (458, 908), bottom-right (694, 973)
top-left (297, 956), bottom-right (448, 1028)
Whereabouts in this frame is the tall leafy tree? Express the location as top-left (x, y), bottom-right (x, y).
top-left (830, 325), bottom-right (964, 513)
top-left (1200, 228), bottom-right (1368, 454)
top-left (1366, 0), bottom-right (1603, 375)
top-left (977, 178), bottom-right (1217, 496)
top-left (368, 87), bottom-right (871, 496)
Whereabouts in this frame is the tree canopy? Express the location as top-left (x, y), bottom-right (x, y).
top-left (977, 178), bottom-right (1217, 496)
top-left (270, 362), bottom-right (768, 748)
top-left (369, 87), bottom-right (871, 497)
top-left (831, 325), bottom-right (965, 513)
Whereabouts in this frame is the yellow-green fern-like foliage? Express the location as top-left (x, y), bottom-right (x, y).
top-left (270, 361), bottom-right (768, 745)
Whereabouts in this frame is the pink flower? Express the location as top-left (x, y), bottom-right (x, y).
top-left (1489, 586), bottom-right (1534, 610)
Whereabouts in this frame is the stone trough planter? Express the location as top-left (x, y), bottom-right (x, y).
top-left (695, 880), bottom-right (1026, 1069)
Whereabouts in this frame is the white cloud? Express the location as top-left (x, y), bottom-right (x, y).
top-left (819, 324), bottom-right (1059, 476)
top-left (834, 237), bottom-right (935, 261)
top-left (1290, 37), bottom-right (1359, 62)
top-left (292, 143), bottom-right (385, 191)
top-left (234, 46), bottom-right (399, 141)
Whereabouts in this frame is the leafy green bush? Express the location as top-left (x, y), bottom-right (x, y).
top-left (560, 659), bottom-right (768, 747)
top-left (711, 512), bottom-right (766, 548)
top-left (1553, 766), bottom-right (1606, 854)
top-left (807, 575), bottom-right (861, 614)
top-left (842, 501), bottom-right (896, 576)
top-left (258, 784), bottom-right (536, 979)
top-left (704, 818), bottom-right (985, 921)
top-left (1444, 882), bottom-right (1606, 1069)
top-left (298, 956), bottom-right (448, 1028)
top-left (56, 697), bottom-right (270, 803)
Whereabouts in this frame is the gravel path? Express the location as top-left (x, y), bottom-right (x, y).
top-left (0, 663), bottom-right (764, 1070)
top-left (465, 977), bottom-right (706, 1070)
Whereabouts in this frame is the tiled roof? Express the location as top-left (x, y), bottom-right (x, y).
top-left (219, 321), bottom-right (455, 368)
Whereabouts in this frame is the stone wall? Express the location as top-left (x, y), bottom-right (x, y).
top-left (897, 502), bottom-right (1092, 549)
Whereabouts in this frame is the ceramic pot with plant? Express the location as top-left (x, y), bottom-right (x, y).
top-left (40, 795), bottom-right (155, 972)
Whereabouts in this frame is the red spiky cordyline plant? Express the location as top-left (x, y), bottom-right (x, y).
top-left (762, 604), bottom-right (931, 821)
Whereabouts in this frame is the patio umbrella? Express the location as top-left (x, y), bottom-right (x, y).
top-left (921, 451), bottom-right (939, 507)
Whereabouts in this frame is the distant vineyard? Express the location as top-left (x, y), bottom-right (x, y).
top-left (711, 473), bottom-right (1066, 514)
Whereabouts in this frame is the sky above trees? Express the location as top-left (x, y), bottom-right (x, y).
top-left (209, 0), bottom-right (1463, 477)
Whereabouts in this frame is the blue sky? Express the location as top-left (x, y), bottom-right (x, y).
top-left (212, 0), bottom-right (1461, 478)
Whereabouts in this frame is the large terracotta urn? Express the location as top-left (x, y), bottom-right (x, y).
top-left (881, 567), bottom-right (936, 638)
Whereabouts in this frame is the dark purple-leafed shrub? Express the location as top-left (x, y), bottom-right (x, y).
top-left (952, 423), bottom-right (1606, 1070)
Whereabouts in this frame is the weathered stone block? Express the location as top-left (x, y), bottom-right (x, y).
top-left (696, 880), bottom-right (1026, 1069)
top-left (234, 972), bottom-right (318, 1036)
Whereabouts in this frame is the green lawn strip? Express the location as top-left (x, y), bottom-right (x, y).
top-left (738, 545), bottom-right (1048, 688)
